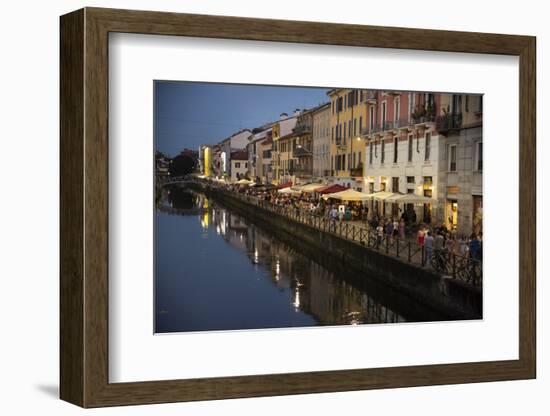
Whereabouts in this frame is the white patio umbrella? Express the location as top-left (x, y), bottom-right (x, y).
top-left (278, 187), bottom-right (302, 195)
top-left (323, 189), bottom-right (371, 201)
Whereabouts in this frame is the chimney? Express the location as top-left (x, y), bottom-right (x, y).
top-left (293, 108), bottom-right (302, 116)
top-left (279, 112), bottom-right (288, 120)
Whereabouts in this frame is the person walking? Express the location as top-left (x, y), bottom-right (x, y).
top-left (386, 220), bottom-right (394, 245)
top-left (399, 218), bottom-right (406, 240)
top-left (424, 231), bottom-right (434, 267)
top-left (445, 234), bottom-right (456, 254)
top-left (434, 231), bottom-right (445, 271)
top-left (469, 233), bottom-right (481, 261)
top-left (376, 222), bottom-right (384, 249)
top-left (417, 225), bottom-right (425, 247)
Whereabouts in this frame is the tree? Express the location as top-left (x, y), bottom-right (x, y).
top-left (169, 154), bottom-right (195, 177)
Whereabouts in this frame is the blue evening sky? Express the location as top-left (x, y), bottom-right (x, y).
top-left (154, 81), bottom-right (331, 156)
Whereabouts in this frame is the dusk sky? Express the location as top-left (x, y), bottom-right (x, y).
top-left (154, 81), bottom-right (331, 156)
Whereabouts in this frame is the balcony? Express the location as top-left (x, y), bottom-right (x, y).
top-left (335, 137), bottom-right (347, 150)
top-left (293, 124), bottom-right (312, 135)
top-left (294, 165), bottom-right (313, 177)
top-left (362, 90), bottom-right (377, 103)
top-left (436, 113), bottom-right (463, 134)
top-left (411, 105), bottom-right (436, 124)
top-left (361, 120), bottom-right (408, 137)
top-left (293, 146), bottom-right (312, 158)
top-left (350, 164), bottom-right (364, 177)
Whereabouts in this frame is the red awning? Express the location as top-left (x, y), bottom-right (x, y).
top-left (317, 184), bottom-right (348, 194)
top-left (276, 181), bottom-right (293, 189)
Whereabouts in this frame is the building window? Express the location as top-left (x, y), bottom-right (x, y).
top-left (353, 118), bottom-right (357, 136)
top-left (342, 154), bottom-right (346, 171)
top-left (392, 177), bottom-right (399, 192)
top-left (369, 106), bottom-right (375, 130)
top-left (448, 144), bottom-right (457, 172)
top-left (394, 98), bottom-right (400, 124)
top-left (476, 141), bottom-right (483, 171)
top-left (424, 132), bottom-right (431, 161)
top-left (381, 101), bottom-right (387, 126)
top-left (452, 94), bottom-right (463, 115)
top-left (332, 126), bottom-right (334, 141)
top-left (393, 136), bottom-right (398, 163)
top-left (245, 162), bottom-right (248, 169)
top-left (358, 151), bottom-right (361, 167)
top-left (408, 92), bottom-right (413, 121)
top-left (407, 176), bottom-right (415, 184)
top-left (369, 142), bottom-right (373, 165)
top-left (408, 134), bottom-right (413, 162)
top-left (235, 162), bottom-right (240, 168)
top-left (381, 140), bottom-right (385, 164)
top-left (359, 116), bottom-right (363, 133)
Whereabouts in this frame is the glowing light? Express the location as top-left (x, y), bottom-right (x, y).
top-left (293, 288), bottom-right (301, 310)
top-left (200, 212), bottom-right (209, 229)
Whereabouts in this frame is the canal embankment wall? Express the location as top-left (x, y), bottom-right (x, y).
top-left (193, 183), bottom-right (482, 321)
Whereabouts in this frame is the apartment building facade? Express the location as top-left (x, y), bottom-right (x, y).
top-left (311, 103), bottom-right (331, 180)
top-left (362, 91), bottom-right (443, 223)
top-left (328, 89), bottom-right (368, 190)
top-left (271, 112), bottom-right (299, 184)
top-left (436, 94), bottom-right (483, 236)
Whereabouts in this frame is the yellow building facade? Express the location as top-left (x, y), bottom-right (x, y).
top-left (328, 89), bottom-right (369, 190)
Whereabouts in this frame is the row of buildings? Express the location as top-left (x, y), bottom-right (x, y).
top-left (198, 89), bottom-right (483, 236)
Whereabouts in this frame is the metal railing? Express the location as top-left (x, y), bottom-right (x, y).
top-left (436, 113), bottom-right (463, 133)
top-left (293, 124), bottom-right (312, 135)
top-left (349, 165), bottom-right (363, 177)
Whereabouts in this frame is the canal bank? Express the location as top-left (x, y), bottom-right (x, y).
top-left (189, 182), bottom-right (482, 321)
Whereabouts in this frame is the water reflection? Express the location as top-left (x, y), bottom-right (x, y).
top-left (155, 186), bottom-right (410, 333)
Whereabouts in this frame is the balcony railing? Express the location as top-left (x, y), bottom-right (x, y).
top-left (293, 124), bottom-right (312, 135)
top-left (350, 164), bottom-right (364, 177)
top-left (294, 165), bottom-right (313, 177)
top-left (362, 90), bottom-right (377, 102)
top-left (361, 119), bottom-right (408, 136)
top-left (436, 113), bottom-right (463, 133)
top-left (293, 146), bottom-right (312, 158)
top-left (335, 137), bottom-right (347, 149)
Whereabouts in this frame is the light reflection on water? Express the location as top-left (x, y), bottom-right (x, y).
top-left (155, 186), bottom-right (411, 333)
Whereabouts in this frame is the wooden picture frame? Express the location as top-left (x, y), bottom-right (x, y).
top-left (60, 7), bottom-right (536, 408)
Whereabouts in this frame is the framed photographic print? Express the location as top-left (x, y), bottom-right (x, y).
top-left (60, 7), bottom-right (536, 408)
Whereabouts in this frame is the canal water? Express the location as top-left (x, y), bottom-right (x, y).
top-left (155, 186), bottom-right (431, 333)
